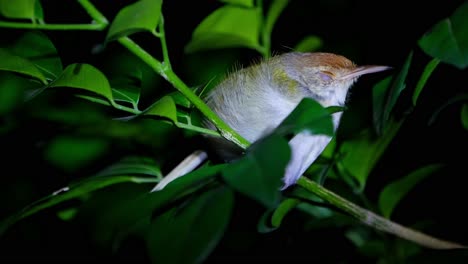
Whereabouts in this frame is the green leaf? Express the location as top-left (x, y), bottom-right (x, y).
top-left (418, 2), bottom-right (468, 69)
top-left (147, 186), bottom-right (234, 264)
top-left (0, 174), bottom-right (158, 236)
top-left (462, 104), bottom-right (468, 130)
top-left (0, 0), bottom-right (39, 20)
top-left (50, 63), bottom-right (114, 103)
top-left (0, 72), bottom-right (36, 114)
top-left (169, 91), bottom-right (191, 108)
top-left (275, 98), bottom-right (334, 137)
top-left (185, 5), bottom-right (262, 53)
top-left (96, 156), bottom-right (162, 179)
top-left (222, 134), bottom-right (290, 208)
top-left (372, 76), bottom-right (392, 135)
top-left (412, 58), bottom-right (440, 106)
top-left (44, 136), bottom-right (109, 172)
top-left (218, 0), bottom-right (254, 7)
top-left (0, 47), bottom-right (47, 84)
top-left (90, 164), bottom-right (226, 245)
top-left (337, 120), bottom-right (402, 191)
top-left (378, 164), bottom-right (444, 218)
top-left (293, 35), bottom-right (323, 52)
top-left (9, 31), bottom-right (63, 80)
top-left (383, 52), bottom-right (412, 125)
top-left (143, 95), bottom-right (177, 123)
top-left (374, 52), bottom-right (412, 135)
top-left (112, 84), bottom-right (140, 106)
top-left (106, 0), bottom-right (162, 42)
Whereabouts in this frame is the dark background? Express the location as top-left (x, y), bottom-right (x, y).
top-left (1, 0), bottom-right (467, 262)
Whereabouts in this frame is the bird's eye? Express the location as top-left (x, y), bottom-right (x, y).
top-left (318, 71), bottom-right (335, 82)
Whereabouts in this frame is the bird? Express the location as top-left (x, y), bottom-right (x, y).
top-left (201, 52), bottom-right (390, 189)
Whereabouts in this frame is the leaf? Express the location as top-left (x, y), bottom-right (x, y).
top-left (143, 95), bottom-right (177, 123)
top-left (275, 98), bottom-right (334, 137)
top-left (50, 63), bottom-right (114, 103)
top-left (169, 91), bottom-right (191, 108)
top-left (0, 72), bottom-right (37, 114)
top-left (374, 52), bottom-right (412, 135)
top-left (412, 58), bottom-right (440, 106)
top-left (337, 119), bottom-right (402, 191)
top-left (222, 134), bottom-right (290, 208)
top-left (0, 48), bottom-right (47, 84)
top-left (378, 164), bottom-right (444, 218)
top-left (90, 164), bottom-right (226, 245)
top-left (0, 174), bottom-right (158, 236)
top-left (462, 104), bottom-right (468, 130)
top-left (112, 84), bottom-right (140, 106)
top-left (96, 156), bottom-right (162, 179)
top-left (293, 35), bottom-right (323, 52)
top-left (218, 0), bottom-right (254, 7)
top-left (418, 2), bottom-right (468, 69)
top-left (44, 136), bottom-right (109, 172)
top-left (383, 52), bottom-right (412, 126)
top-left (0, 0), bottom-right (40, 20)
top-left (372, 76), bottom-right (392, 135)
top-left (147, 186), bottom-right (234, 264)
top-left (106, 0), bottom-right (162, 42)
top-left (184, 5), bottom-right (262, 53)
top-left (8, 31), bottom-right (62, 80)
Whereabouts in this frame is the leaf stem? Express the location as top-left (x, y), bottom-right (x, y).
top-left (296, 176), bottom-right (466, 249)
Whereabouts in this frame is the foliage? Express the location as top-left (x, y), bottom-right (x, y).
top-left (1, 0), bottom-right (467, 263)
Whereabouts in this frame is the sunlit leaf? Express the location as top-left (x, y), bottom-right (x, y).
top-left (147, 186), bottom-right (234, 264)
top-left (418, 2), bottom-right (468, 69)
top-left (218, 0), bottom-right (254, 7)
top-left (378, 164), bottom-right (444, 218)
top-left (0, 0), bottom-right (39, 20)
top-left (293, 35), bottom-right (323, 52)
top-left (222, 134), bottom-right (290, 208)
top-left (185, 5), bottom-right (262, 53)
top-left (461, 104), bottom-right (468, 130)
top-left (0, 48), bottom-right (47, 84)
top-left (143, 95), bottom-right (177, 123)
top-left (106, 0), bottom-right (162, 42)
top-left (50, 63), bottom-right (114, 103)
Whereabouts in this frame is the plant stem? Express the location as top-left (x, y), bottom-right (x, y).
top-left (156, 15), bottom-right (172, 70)
top-left (296, 176), bottom-right (465, 249)
top-left (117, 37), bottom-right (250, 149)
top-left (0, 22), bottom-right (106, 30)
top-left (0, 0), bottom-right (108, 31)
top-left (77, 0), bottom-right (109, 25)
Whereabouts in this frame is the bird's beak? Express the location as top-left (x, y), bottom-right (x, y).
top-left (339, 65), bottom-right (392, 80)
